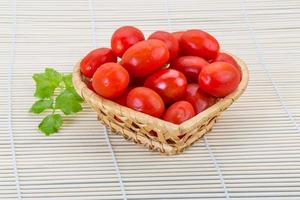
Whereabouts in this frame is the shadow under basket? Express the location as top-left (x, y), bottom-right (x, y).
top-left (73, 53), bottom-right (249, 155)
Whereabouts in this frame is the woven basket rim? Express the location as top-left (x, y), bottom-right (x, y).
top-left (73, 52), bottom-right (249, 133)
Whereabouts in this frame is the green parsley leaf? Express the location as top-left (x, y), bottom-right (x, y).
top-left (30, 99), bottom-right (53, 114)
top-left (63, 74), bottom-right (73, 88)
top-left (31, 68), bottom-right (83, 135)
top-left (38, 114), bottom-right (63, 136)
top-left (55, 89), bottom-right (83, 115)
top-left (68, 87), bottom-right (83, 102)
top-left (33, 73), bottom-right (57, 98)
top-left (63, 74), bottom-right (83, 101)
top-left (32, 68), bottom-right (62, 98)
top-left (45, 68), bottom-right (62, 86)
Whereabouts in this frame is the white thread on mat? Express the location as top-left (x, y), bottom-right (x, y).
top-left (164, 0), bottom-right (172, 32)
top-left (103, 127), bottom-right (127, 200)
top-left (8, 0), bottom-right (22, 199)
top-left (204, 137), bottom-right (230, 199)
top-left (164, 0), bottom-right (230, 198)
top-left (87, 0), bottom-right (127, 199)
top-left (240, 0), bottom-right (300, 134)
top-left (88, 0), bottom-right (97, 48)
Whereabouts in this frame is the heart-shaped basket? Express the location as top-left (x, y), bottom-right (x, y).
top-left (73, 53), bottom-right (249, 155)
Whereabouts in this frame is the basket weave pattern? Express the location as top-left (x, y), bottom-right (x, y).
top-left (73, 53), bottom-right (249, 155)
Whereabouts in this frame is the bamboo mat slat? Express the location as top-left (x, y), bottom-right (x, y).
top-left (1, 0), bottom-right (300, 199)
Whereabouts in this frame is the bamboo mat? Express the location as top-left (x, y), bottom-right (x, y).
top-left (1, 0), bottom-right (300, 199)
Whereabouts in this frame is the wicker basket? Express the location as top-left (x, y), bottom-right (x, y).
top-left (73, 53), bottom-right (249, 155)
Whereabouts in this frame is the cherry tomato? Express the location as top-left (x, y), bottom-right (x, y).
top-left (184, 84), bottom-right (215, 114)
top-left (80, 48), bottom-right (117, 78)
top-left (121, 39), bottom-right (169, 78)
top-left (172, 31), bottom-right (185, 56)
top-left (163, 101), bottom-right (195, 124)
top-left (170, 56), bottom-right (208, 83)
top-left (172, 31), bottom-right (184, 42)
top-left (214, 52), bottom-right (242, 78)
top-left (92, 62), bottom-right (129, 99)
top-left (114, 87), bottom-right (132, 106)
top-left (144, 69), bottom-right (187, 104)
top-left (198, 62), bottom-right (240, 97)
top-left (181, 29), bottom-right (220, 60)
top-left (148, 31), bottom-right (179, 61)
top-left (86, 80), bottom-right (95, 92)
top-left (127, 87), bottom-right (165, 118)
top-left (111, 26), bottom-right (145, 57)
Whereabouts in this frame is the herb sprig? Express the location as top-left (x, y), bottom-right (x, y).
top-left (30, 68), bottom-right (83, 135)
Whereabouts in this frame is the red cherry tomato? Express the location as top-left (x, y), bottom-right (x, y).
top-left (170, 56), bottom-right (208, 83)
top-left (114, 87), bottom-right (132, 106)
top-left (111, 26), bottom-right (145, 57)
top-left (181, 29), bottom-right (220, 60)
top-left (86, 80), bottom-right (95, 92)
top-left (148, 31), bottom-right (179, 61)
top-left (184, 84), bottom-right (215, 114)
top-left (80, 48), bottom-right (117, 78)
top-left (163, 101), bottom-right (195, 124)
top-left (121, 39), bottom-right (169, 78)
top-left (172, 31), bottom-right (184, 42)
top-left (172, 31), bottom-right (185, 56)
top-left (127, 87), bottom-right (165, 118)
top-left (92, 62), bottom-right (129, 99)
top-left (144, 69), bottom-right (187, 104)
top-left (214, 52), bottom-right (242, 78)
top-left (198, 62), bottom-right (241, 97)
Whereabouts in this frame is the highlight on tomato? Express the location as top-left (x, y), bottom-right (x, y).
top-left (163, 101), bottom-right (195, 124)
top-left (198, 62), bottom-right (241, 97)
top-left (126, 87), bottom-right (165, 118)
top-left (121, 39), bottom-right (169, 78)
top-left (80, 48), bottom-right (117, 78)
top-left (184, 84), bottom-right (215, 114)
top-left (111, 26), bottom-right (145, 57)
top-left (181, 29), bottom-right (220, 60)
top-left (170, 56), bottom-right (208, 83)
top-left (149, 31), bottom-right (179, 61)
top-left (214, 52), bottom-right (242, 78)
top-left (144, 69), bottom-right (187, 104)
top-left (92, 62), bottom-right (129, 99)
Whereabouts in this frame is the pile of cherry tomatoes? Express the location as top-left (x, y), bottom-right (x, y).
top-left (80, 26), bottom-right (241, 124)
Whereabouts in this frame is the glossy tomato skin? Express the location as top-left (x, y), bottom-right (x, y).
top-left (111, 26), bottom-right (145, 57)
top-left (121, 39), bottom-right (169, 78)
top-left (144, 69), bottom-right (187, 104)
top-left (214, 52), bottom-right (242, 78)
top-left (172, 31), bottom-right (185, 56)
top-left (80, 48), bottom-right (117, 78)
top-left (181, 29), bottom-right (220, 60)
top-left (198, 62), bottom-right (241, 97)
top-left (86, 80), bottom-right (95, 92)
top-left (114, 87), bottom-right (132, 106)
top-left (170, 56), bottom-right (209, 83)
top-left (184, 84), bottom-right (215, 114)
top-left (172, 31), bottom-right (184, 42)
top-left (92, 63), bottom-right (129, 99)
top-left (163, 101), bottom-right (195, 124)
top-left (148, 31), bottom-right (179, 61)
top-left (126, 87), bottom-right (165, 118)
